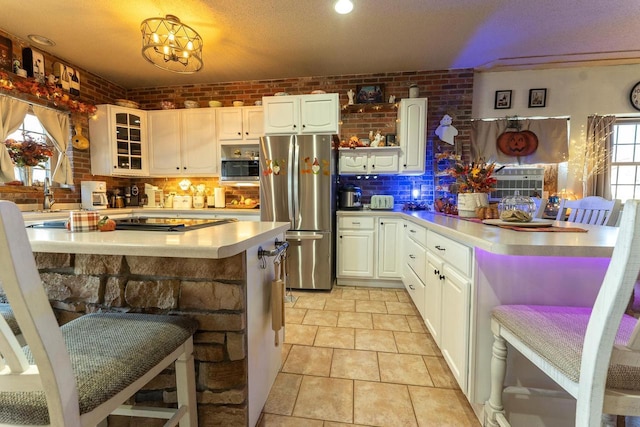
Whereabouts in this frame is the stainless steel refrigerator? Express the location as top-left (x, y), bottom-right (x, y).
top-left (260, 134), bottom-right (337, 290)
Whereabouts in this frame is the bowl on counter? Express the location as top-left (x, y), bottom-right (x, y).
top-left (184, 100), bottom-right (200, 109)
top-left (233, 100), bottom-right (244, 107)
top-left (208, 100), bottom-right (222, 108)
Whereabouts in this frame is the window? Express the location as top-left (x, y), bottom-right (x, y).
top-left (6, 113), bottom-right (52, 185)
top-left (611, 120), bottom-right (640, 203)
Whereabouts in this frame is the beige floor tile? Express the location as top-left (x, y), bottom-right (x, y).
top-left (263, 373), bottom-right (303, 415)
top-left (355, 329), bottom-right (397, 352)
top-left (285, 307), bottom-right (307, 324)
top-left (282, 345), bottom-right (333, 376)
top-left (284, 324), bottom-right (318, 346)
top-left (355, 300), bottom-right (388, 314)
top-left (341, 288), bottom-right (370, 300)
top-left (324, 298), bottom-right (355, 312)
top-left (408, 386), bottom-right (480, 426)
top-left (331, 348), bottom-right (380, 381)
top-left (369, 289), bottom-right (400, 302)
top-left (281, 344), bottom-right (292, 368)
top-left (378, 353), bottom-right (433, 386)
top-left (424, 356), bottom-right (459, 389)
top-left (406, 315), bottom-right (428, 333)
top-left (372, 313), bottom-right (411, 331)
top-left (324, 422), bottom-right (369, 427)
top-left (394, 331), bottom-right (439, 355)
top-left (337, 311), bottom-right (373, 329)
top-left (258, 413), bottom-right (324, 427)
top-left (353, 380), bottom-right (417, 427)
top-left (386, 301), bottom-right (419, 315)
top-left (314, 326), bottom-right (355, 349)
top-left (396, 290), bottom-right (411, 303)
top-left (293, 376), bottom-right (353, 423)
top-left (326, 287), bottom-right (344, 298)
top-left (302, 309), bottom-right (339, 326)
top-left (294, 296), bottom-right (326, 310)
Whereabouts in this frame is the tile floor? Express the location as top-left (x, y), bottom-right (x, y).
top-left (258, 285), bottom-right (480, 427)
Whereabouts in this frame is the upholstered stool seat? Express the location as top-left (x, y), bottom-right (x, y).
top-left (0, 313), bottom-right (198, 425)
top-left (493, 305), bottom-right (640, 389)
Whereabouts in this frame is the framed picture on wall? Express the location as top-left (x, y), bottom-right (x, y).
top-left (0, 35), bottom-right (12, 72)
top-left (22, 47), bottom-right (45, 83)
top-left (494, 90), bottom-right (512, 109)
top-left (356, 84), bottom-right (385, 104)
top-left (528, 88), bottom-right (547, 108)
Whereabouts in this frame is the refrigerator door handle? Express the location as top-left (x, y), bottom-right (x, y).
top-left (291, 138), bottom-right (300, 229)
top-left (286, 231), bottom-right (324, 241)
top-left (287, 139), bottom-right (296, 226)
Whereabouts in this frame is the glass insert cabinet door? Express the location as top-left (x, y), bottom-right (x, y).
top-left (115, 112), bottom-right (143, 171)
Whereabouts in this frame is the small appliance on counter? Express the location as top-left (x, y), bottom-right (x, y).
top-left (338, 185), bottom-right (362, 210)
top-left (143, 184), bottom-right (164, 208)
top-left (81, 181), bottom-right (109, 210)
top-left (370, 195), bottom-right (394, 210)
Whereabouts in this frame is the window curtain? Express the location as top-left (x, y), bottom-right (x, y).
top-left (470, 118), bottom-right (569, 164)
top-left (0, 97), bottom-right (29, 182)
top-left (583, 115), bottom-right (615, 198)
top-left (32, 105), bottom-right (72, 185)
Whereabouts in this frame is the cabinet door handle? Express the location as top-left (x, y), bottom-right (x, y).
top-left (409, 229), bottom-right (417, 233)
top-left (176, 167), bottom-right (180, 170)
top-left (435, 245), bottom-right (446, 252)
top-left (372, 165), bottom-right (375, 169)
top-left (302, 124), bottom-right (306, 129)
top-left (352, 221), bottom-right (360, 225)
top-left (439, 274), bottom-right (445, 280)
top-left (403, 164), bottom-right (407, 167)
top-left (183, 167), bottom-right (187, 170)
top-left (409, 284), bottom-right (415, 290)
top-left (409, 254), bottom-right (416, 259)
top-left (434, 269), bottom-right (440, 275)
top-left (380, 222), bottom-right (384, 226)
top-left (245, 131), bottom-right (249, 135)
top-left (293, 124), bottom-right (297, 129)
top-left (363, 165), bottom-right (366, 169)
top-left (237, 132), bottom-right (242, 136)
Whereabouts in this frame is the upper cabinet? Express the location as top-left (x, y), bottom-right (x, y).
top-left (216, 106), bottom-right (264, 143)
top-left (263, 93), bottom-right (340, 134)
top-left (147, 109), bottom-right (217, 176)
top-left (89, 105), bottom-right (148, 176)
top-left (397, 98), bottom-right (427, 174)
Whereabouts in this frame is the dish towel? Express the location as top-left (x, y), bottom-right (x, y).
top-left (271, 257), bottom-right (286, 346)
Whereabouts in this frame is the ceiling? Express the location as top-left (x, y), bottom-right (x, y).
top-left (2, 0), bottom-right (640, 90)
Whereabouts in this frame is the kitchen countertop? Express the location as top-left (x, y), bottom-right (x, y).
top-left (26, 220), bottom-right (290, 259)
top-left (21, 207), bottom-right (261, 222)
top-left (337, 209), bottom-right (619, 258)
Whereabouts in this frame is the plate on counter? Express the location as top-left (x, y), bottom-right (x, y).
top-left (482, 218), bottom-right (555, 228)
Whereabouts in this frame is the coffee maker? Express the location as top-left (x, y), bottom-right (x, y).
top-left (81, 181), bottom-right (109, 210)
top-left (126, 184), bottom-right (141, 206)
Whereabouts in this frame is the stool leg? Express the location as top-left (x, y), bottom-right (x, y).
top-left (485, 333), bottom-right (508, 427)
top-left (176, 339), bottom-right (198, 427)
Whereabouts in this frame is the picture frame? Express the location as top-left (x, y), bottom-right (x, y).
top-left (356, 84), bottom-right (385, 104)
top-left (494, 90), bottom-right (512, 109)
top-left (0, 35), bottom-right (12, 72)
top-left (528, 88), bottom-right (547, 108)
top-left (22, 47), bottom-right (45, 83)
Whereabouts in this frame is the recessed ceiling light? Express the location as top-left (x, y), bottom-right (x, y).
top-left (28, 34), bottom-right (55, 47)
top-left (334, 0), bottom-right (354, 14)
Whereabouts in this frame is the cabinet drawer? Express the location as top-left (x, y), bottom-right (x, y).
top-left (403, 263), bottom-right (425, 319)
top-left (405, 222), bottom-right (427, 246)
top-left (427, 231), bottom-right (471, 277)
top-left (405, 236), bottom-right (426, 281)
top-left (339, 216), bottom-right (374, 230)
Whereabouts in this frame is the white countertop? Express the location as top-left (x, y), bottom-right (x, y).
top-left (338, 209), bottom-right (619, 258)
top-left (26, 221), bottom-right (290, 259)
top-left (21, 207), bottom-right (261, 222)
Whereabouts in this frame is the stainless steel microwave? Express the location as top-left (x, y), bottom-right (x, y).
top-left (220, 159), bottom-right (260, 182)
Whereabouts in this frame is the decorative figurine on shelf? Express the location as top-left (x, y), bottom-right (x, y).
top-left (370, 130), bottom-right (384, 147)
top-left (435, 114), bottom-right (458, 145)
top-left (389, 95), bottom-right (396, 104)
top-left (347, 89), bottom-right (355, 105)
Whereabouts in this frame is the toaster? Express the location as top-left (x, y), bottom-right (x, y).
top-left (370, 195), bottom-right (394, 210)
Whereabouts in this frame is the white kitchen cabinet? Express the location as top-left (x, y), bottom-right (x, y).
top-left (377, 217), bottom-right (403, 278)
top-left (402, 221), bottom-right (428, 318)
top-left (425, 229), bottom-right (472, 392)
top-left (397, 98), bottom-right (427, 174)
top-left (216, 106), bottom-right (263, 142)
top-left (263, 93), bottom-right (339, 134)
top-left (337, 216), bottom-right (375, 278)
top-left (89, 104), bottom-right (148, 176)
top-left (148, 109), bottom-right (217, 176)
top-left (338, 147), bottom-right (400, 175)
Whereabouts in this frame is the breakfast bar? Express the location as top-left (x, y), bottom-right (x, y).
top-left (339, 209), bottom-right (619, 426)
top-left (24, 220), bottom-right (290, 427)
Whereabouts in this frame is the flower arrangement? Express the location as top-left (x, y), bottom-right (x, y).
top-left (447, 160), bottom-right (499, 193)
top-left (4, 134), bottom-right (54, 167)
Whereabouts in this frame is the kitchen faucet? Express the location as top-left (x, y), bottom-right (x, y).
top-left (43, 178), bottom-right (55, 210)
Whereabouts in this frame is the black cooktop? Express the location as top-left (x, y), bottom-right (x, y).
top-left (29, 217), bottom-right (238, 232)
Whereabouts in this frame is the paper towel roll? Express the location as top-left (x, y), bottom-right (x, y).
top-left (214, 187), bottom-right (225, 208)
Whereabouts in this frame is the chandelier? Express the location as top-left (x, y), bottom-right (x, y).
top-left (140, 15), bottom-right (203, 73)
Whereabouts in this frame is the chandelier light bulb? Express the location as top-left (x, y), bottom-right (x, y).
top-left (334, 0), bottom-right (353, 14)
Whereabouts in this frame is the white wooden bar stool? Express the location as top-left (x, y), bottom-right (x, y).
top-left (0, 200), bottom-right (198, 427)
top-left (485, 199), bottom-right (640, 426)
top-left (556, 196), bottom-right (622, 226)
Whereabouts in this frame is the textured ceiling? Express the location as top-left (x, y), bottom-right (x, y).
top-left (2, 0), bottom-right (639, 89)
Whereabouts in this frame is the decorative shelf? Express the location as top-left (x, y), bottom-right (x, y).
top-left (341, 103), bottom-right (398, 113)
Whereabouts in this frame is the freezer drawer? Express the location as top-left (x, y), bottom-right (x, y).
top-left (285, 231), bottom-right (333, 290)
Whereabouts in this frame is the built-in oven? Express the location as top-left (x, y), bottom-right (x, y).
top-left (220, 159), bottom-right (260, 182)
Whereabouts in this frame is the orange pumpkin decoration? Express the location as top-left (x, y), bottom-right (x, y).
top-left (497, 129), bottom-right (538, 157)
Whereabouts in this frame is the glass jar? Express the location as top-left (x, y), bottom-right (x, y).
top-left (497, 191), bottom-right (536, 222)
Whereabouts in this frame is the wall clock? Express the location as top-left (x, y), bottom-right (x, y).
top-left (630, 81), bottom-right (640, 111)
